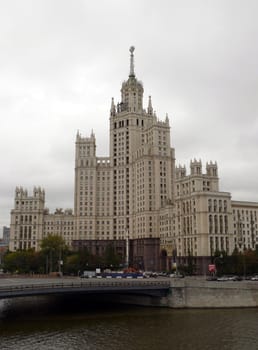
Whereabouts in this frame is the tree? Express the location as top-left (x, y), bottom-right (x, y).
top-left (243, 249), bottom-right (258, 275)
top-left (64, 253), bottom-right (81, 275)
top-left (3, 249), bottom-right (44, 274)
top-left (103, 245), bottom-right (122, 270)
top-left (40, 235), bottom-right (66, 273)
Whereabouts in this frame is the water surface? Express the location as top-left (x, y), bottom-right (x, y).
top-left (0, 296), bottom-right (257, 350)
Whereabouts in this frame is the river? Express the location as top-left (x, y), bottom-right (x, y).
top-left (0, 295), bottom-right (258, 350)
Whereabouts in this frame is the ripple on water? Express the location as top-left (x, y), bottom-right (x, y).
top-left (1, 297), bottom-right (258, 350)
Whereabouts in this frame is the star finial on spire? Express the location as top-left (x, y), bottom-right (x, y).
top-left (129, 46), bottom-right (135, 77)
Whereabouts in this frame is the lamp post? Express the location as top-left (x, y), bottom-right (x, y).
top-left (125, 228), bottom-right (129, 268)
top-left (58, 259), bottom-right (63, 276)
top-left (242, 252), bottom-right (246, 279)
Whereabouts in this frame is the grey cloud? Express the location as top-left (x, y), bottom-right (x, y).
top-left (1, 0), bottom-right (258, 232)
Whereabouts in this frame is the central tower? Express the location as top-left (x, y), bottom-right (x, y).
top-left (109, 47), bottom-right (175, 241)
top-left (74, 47), bottom-right (175, 243)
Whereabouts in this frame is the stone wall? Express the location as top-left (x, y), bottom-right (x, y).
top-left (167, 278), bottom-right (258, 308)
top-left (88, 279), bottom-right (258, 309)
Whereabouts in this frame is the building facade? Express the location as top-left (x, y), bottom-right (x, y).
top-left (9, 187), bottom-right (45, 251)
top-left (0, 226), bottom-right (10, 264)
top-left (172, 161), bottom-right (234, 273)
top-left (232, 201), bottom-right (258, 251)
top-left (1, 226), bottom-right (10, 246)
top-left (9, 47), bottom-right (258, 273)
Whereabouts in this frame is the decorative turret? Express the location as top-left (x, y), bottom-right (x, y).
top-left (90, 129), bottom-right (95, 139)
top-left (75, 130), bottom-right (96, 169)
top-left (206, 161), bottom-right (218, 177)
top-left (14, 186), bottom-right (45, 207)
top-left (147, 96), bottom-right (153, 115)
top-left (190, 159), bottom-right (202, 175)
top-left (110, 97), bottom-right (116, 116)
top-left (176, 165), bottom-right (187, 179)
top-left (15, 186), bottom-right (24, 198)
top-left (33, 186), bottom-right (45, 200)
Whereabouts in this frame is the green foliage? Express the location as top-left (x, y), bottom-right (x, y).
top-left (103, 244), bottom-right (122, 269)
top-left (40, 234), bottom-right (67, 273)
top-left (63, 247), bottom-right (98, 274)
top-left (3, 250), bottom-right (45, 274)
top-left (40, 234), bottom-right (66, 253)
top-left (213, 248), bottom-right (258, 276)
top-left (64, 253), bottom-right (81, 275)
top-left (63, 245), bottom-right (123, 274)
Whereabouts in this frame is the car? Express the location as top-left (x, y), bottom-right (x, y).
top-left (158, 272), bottom-right (169, 277)
top-left (80, 270), bottom-right (97, 278)
top-left (251, 275), bottom-right (258, 281)
top-left (144, 272), bottom-right (158, 278)
top-left (217, 275), bottom-right (242, 282)
top-left (217, 276), bottom-right (230, 281)
top-left (169, 273), bottom-right (184, 278)
top-left (243, 275), bottom-right (252, 280)
top-left (227, 275), bottom-right (242, 281)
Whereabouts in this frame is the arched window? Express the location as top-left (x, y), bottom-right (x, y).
top-left (214, 215), bottom-right (218, 234)
top-left (224, 216), bottom-right (228, 234)
top-left (219, 215), bottom-right (223, 234)
top-left (209, 215), bottom-right (213, 234)
top-left (208, 199), bottom-right (212, 212)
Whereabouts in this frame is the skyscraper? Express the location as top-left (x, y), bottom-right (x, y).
top-left (74, 46), bottom-right (175, 243)
top-left (9, 47), bottom-right (258, 273)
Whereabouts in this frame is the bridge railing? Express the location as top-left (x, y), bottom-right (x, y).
top-left (0, 279), bottom-right (171, 295)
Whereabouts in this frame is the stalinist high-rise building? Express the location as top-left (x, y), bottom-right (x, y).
top-left (74, 46), bottom-right (175, 243)
top-left (9, 47), bottom-right (258, 273)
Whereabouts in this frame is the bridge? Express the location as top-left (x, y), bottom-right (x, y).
top-left (1, 277), bottom-right (258, 308)
top-left (0, 277), bottom-right (171, 300)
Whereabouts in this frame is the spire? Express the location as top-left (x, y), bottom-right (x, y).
top-left (120, 46), bottom-right (143, 112)
top-left (110, 97), bottom-right (116, 116)
top-left (129, 46), bottom-right (135, 77)
top-left (147, 95), bottom-right (153, 115)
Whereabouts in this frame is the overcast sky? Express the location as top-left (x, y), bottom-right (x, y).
top-left (1, 0), bottom-right (258, 234)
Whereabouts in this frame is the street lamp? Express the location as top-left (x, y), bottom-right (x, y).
top-left (58, 259), bottom-right (63, 276)
top-left (125, 228), bottom-right (129, 268)
top-left (57, 246), bottom-right (63, 276)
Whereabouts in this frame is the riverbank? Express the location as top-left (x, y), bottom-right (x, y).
top-left (1, 275), bottom-right (258, 309)
top-left (166, 278), bottom-right (258, 308)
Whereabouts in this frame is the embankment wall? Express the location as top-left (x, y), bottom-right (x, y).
top-left (167, 279), bottom-right (258, 308)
